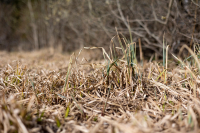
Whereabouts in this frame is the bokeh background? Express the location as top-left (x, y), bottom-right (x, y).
top-left (0, 0), bottom-right (199, 58)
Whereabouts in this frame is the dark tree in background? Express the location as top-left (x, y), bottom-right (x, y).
top-left (0, 0), bottom-right (199, 58)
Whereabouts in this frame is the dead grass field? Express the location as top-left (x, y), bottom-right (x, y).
top-left (1, 46), bottom-right (200, 133)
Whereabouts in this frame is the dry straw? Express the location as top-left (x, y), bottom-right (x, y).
top-left (0, 42), bottom-right (200, 132)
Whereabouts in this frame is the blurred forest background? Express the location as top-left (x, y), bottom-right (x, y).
top-left (0, 0), bottom-right (199, 57)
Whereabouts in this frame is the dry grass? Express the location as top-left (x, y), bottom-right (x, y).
top-left (1, 45), bottom-right (200, 133)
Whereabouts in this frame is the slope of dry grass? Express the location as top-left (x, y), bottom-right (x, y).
top-left (1, 46), bottom-right (200, 133)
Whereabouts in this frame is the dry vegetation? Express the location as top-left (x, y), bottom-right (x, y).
top-left (1, 41), bottom-right (200, 133)
top-left (0, 1), bottom-right (200, 132)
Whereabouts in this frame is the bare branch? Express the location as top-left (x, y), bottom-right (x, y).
top-left (151, 0), bottom-right (174, 25)
top-left (191, 0), bottom-right (200, 8)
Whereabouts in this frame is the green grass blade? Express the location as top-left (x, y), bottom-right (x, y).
top-left (70, 93), bottom-right (84, 116)
top-left (63, 54), bottom-right (73, 92)
top-left (65, 102), bottom-right (70, 118)
top-left (163, 34), bottom-right (166, 68)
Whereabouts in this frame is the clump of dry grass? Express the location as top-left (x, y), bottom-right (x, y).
top-left (1, 42), bottom-right (200, 133)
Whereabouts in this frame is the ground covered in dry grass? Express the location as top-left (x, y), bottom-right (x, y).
top-left (1, 48), bottom-right (200, 133)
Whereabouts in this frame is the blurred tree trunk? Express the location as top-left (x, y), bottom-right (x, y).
top-left (27, 0), bottom-right (39, 50)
